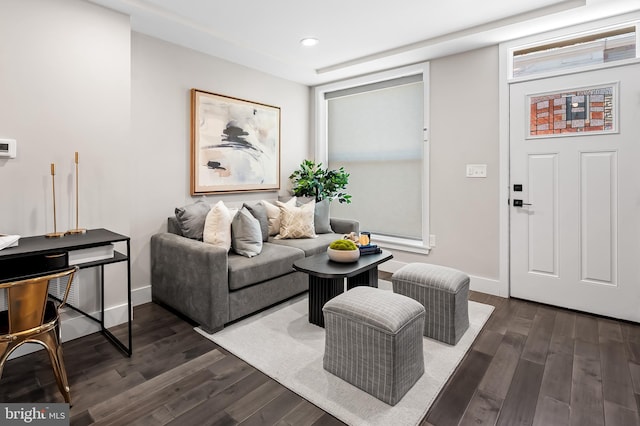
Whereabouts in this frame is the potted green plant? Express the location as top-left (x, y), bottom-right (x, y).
top-left (289, 159), bottom-right (352, 204)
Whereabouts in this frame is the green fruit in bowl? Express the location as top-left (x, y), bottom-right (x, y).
top-left (329, 239), bottom-right (358, 251)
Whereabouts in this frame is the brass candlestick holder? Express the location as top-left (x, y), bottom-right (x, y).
top-left (67, 151), bottom-right (86, 235)
top-left (46, 163), bottom-right (65, 238)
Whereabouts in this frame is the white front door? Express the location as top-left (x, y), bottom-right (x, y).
top-left (509, 63), bottom-right (640, 322)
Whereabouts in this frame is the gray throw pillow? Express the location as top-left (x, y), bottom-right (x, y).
top-left (243, 201), bottom-right (269, 242)
top-left (314, 199), bottom-right (333, 234)
top-left (174, 200), bottom-right (210, 240)
top-left (231, 207), bottom-right (263, 257)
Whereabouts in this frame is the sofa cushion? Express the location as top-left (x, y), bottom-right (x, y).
top-left (262, 200), bottom-right (278, 236)
top-left (228, 243), bottom-right (304, 291)
top-left (292, 197), bottom-right (333, 234)
top-left (276, 199), bottom-right (316, 239)
top-left (231, 207), bottom-right (263, 258)
top-left (264, 198), bottom-right (294, 236)
top-left (269, 232), bottom-right (342, 256)
top-left (167, 216), bottom-right (182, 236)
top-left (174, 200), bottom-right (210, 240)
top-left (243, 201), bottom-right (269, 242)
top-left (203, 200), bottom-right (234, 250)
top-left (313, 199), bottom-right (333, 234)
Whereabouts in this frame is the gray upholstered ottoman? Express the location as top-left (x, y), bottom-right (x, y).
top-left (392, 263), bottom-right (470, 345)
top-left (322, 286), bottom-right (425, 406)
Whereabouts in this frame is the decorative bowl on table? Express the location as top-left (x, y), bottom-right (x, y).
top-left (327, 239), bottom-right (360, 263)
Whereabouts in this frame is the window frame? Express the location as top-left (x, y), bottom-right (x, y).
top-left (313, 62), bottom-right (431, 253)
top-left (507, 21), bottom-right (640, 82)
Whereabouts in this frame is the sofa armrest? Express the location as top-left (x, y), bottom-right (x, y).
top-left (330, 218), bottom-right (360, 235)
top-left (151, 233), bottom-right (229, 333)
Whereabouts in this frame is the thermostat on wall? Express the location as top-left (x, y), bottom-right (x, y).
top-left (0, 139), bottom-right (16, 158)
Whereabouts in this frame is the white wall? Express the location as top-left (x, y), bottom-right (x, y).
top-left (130, 33), bottom-right (310, 290)
top-left (388, 46), bottom-right (501, 288)
top-left (1, 0), bottom-right (498, 315)
top-left (0, 0), bottom-right (130, 235)
top-left (0, 0), bottom-right (310, 334)
top-left (0, 0), bottom-right (131, 313)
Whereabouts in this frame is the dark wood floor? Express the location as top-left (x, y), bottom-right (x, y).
top-left (2, 285), bottom-right (640, 425)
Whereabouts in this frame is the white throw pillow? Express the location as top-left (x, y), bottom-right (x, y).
top-left (263, 198), bottom-right (295, 236)
top-left (275, 199), bottom-right (317, 239)
top-left (203, 200), bottom-right (235, 250)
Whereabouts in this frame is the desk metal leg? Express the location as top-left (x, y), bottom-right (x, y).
top-left (97, 245), bottom-right (133, 357)
top-left (126, 239), bottom-right (132, 353)
top-left (101, 264), bottom-right (105, 329)
top-left (57, 262), bottom-right (132, 357)
top-left (308, 276), bottom-right (343, 328)
top-left (347, 267), bottom-right (379, 290)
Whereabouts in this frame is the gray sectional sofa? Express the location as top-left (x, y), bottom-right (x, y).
top-left (151, 211), bottom-right (359, 333)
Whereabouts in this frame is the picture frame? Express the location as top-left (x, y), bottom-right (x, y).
top-left (191, 89), bottom-right (281, 195)
top-left (527, 82), bottom-right (618, 139)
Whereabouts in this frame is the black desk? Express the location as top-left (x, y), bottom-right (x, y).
top-left (0, 229), bottom-right (132, 356)
top-left (293, 250), bottom-right (393, 327)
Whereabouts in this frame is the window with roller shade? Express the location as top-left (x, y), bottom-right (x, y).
top-left (325, 75), bottom-right (425, 242)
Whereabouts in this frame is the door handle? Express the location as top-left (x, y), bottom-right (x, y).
top-left (513, 199), bottom-right (532, 207)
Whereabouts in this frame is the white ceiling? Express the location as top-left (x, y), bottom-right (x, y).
top-left (88, 0), bottom-right (640, 86)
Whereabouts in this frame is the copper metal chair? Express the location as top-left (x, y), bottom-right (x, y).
top-left (0, 266), bottom-right (78, 403)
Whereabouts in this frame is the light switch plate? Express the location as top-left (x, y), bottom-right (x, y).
top-left (0, 139), bottom-right (16, 158)
top-left (466, 164), bottom-right (487, 178)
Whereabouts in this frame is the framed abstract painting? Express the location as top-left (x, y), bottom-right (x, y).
top-left (191, 89), bottom-right (281, 195)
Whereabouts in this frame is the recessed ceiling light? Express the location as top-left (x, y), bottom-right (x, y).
top-left (300, 37), bottom-right (319, 47)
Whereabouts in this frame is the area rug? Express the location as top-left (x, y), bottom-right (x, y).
top-left (195, 282), bottom-right (494, 426)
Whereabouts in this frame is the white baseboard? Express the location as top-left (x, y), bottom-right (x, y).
top-left (379, 260), bottom-right (406, 274)
top-left (379, 259), bottom-right (503, 297)
top-left (8, 285), bottom-right (152, 360)
top-left (468, 275), bottom-right (502, 297)
top-left (132, 284), bottom-right (152, 306)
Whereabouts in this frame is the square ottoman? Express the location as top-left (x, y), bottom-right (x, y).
top-left (322, 286), bottom-right (425, 406)
top-left (392, 263), bottom-right (470, 345)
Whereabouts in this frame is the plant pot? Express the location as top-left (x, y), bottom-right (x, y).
top-left (327, 247), bottom-right (360, 263)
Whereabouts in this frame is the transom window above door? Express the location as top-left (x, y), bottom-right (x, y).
top-left (510, 23), bottom-right (638, 79)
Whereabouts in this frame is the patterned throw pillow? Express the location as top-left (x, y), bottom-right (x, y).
top-left (294, 197), bottom-right (333, 234)
top-left (263, 198), bottom-right (295, 236)
top-left (275, 199), bottom-right (317, 239)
